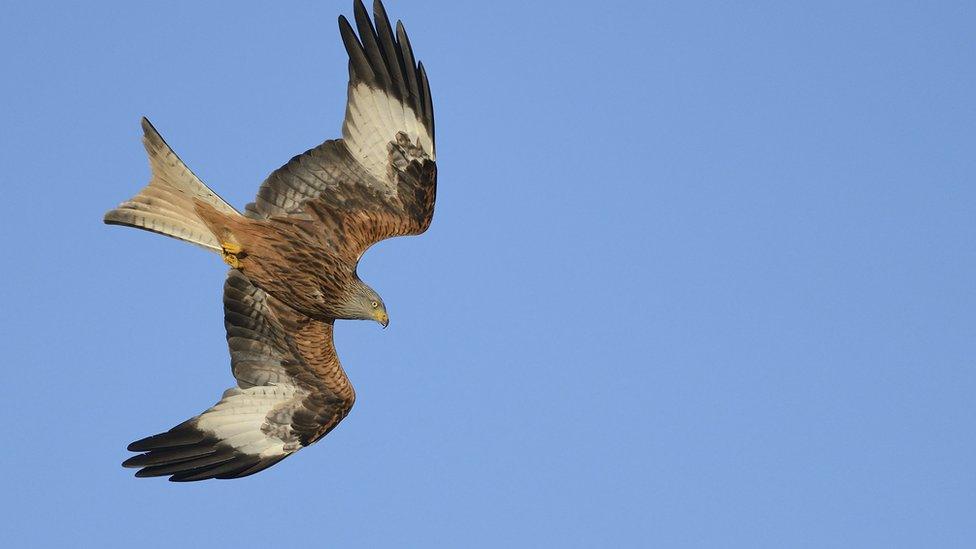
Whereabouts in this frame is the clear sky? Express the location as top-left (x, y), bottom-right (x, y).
top-left (1, 1), bottom-right (974, 547)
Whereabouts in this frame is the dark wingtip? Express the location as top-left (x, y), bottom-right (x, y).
top-left (126, 423), bottom-right (206, 452)
top-left (126, 439), bottom-right (151, 452)
top-left (339, 12), bottom-right (376, 83)
top-left (354, 0), bottom-right (369, 22)
top-left (123, 420), bottom-right (294, 481)
top-left (121, 455), bottom-right (143, 468)
top-left (373, 0), bottom-right (388, 20)
top-left (338, 13), bottom-right (352, 37)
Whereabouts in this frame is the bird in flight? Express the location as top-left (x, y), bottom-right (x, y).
top-left (104, 0), bottom-right (436, 481)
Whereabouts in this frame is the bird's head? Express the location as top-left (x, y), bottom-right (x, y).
top-left (341, 279), bottom-right (389, 327)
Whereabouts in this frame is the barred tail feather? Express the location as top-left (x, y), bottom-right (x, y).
top-left (104, 117), bottom-right (239, 252)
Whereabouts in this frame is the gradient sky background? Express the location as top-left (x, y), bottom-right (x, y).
top-left (1, 1), bottom-right (974, 546)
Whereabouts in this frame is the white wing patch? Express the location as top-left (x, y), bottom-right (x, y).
top-left (196, 385), bottom-right (307, 457)
top-left (343, 82), bottom-right (435, 184)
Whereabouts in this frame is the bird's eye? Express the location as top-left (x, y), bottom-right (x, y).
top-left (371, 301), bottom-right (378, 308)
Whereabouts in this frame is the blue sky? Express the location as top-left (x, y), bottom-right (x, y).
top-left (1, 1), bottom-right (974, 546)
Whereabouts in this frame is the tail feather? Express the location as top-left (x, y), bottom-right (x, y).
top-left (104, 117), bottom-right (239, 252)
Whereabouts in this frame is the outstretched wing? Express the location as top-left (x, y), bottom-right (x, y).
top-left (245, 0), bottom-right (436, 260)
top-left (122, 271), bottom-right (355, 481)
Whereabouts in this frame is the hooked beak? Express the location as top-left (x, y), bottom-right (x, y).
top-left (375, 310), bottom-right (389, 328)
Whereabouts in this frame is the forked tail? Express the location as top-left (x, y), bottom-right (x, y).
top-left (104, 117), bottom-right (240, 252)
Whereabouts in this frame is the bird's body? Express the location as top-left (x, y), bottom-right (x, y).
top-left (103, 0), bottom-right (436, 481)
top-left (193, 129), bottom-right (435, 322)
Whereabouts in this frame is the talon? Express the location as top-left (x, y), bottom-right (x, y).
top-left (222, 252), bottom-right (241, 269)
top-left (221, 241), bottom-right (243, 255)
top-left (220, 241), bottom-right (245, 269)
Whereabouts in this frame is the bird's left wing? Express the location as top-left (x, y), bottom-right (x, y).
top-left (122, 270), bottom-right (355, 481)
top-left (245, 0), bottom-right (436, 261)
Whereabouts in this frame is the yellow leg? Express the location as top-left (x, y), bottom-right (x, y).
top-left (220, 241), bottom-right (244, 269)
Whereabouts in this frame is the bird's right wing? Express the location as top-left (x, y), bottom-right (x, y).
top-left (122, 270), bottom-right (355, 482)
